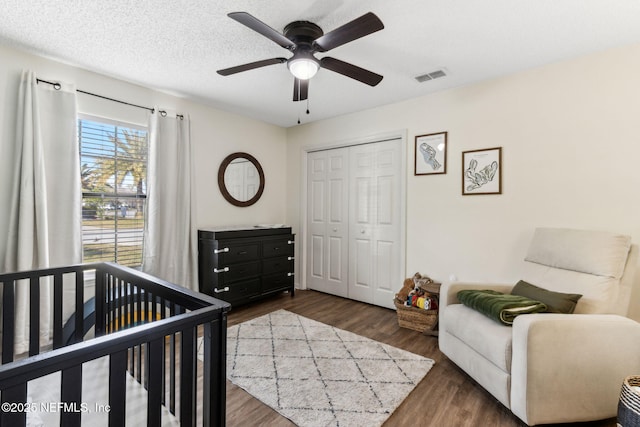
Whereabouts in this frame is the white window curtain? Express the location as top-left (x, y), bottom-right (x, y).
top-left (143, 112), bottom-right (198, 290)
top-left (1, 70), bottom-right (81, 354)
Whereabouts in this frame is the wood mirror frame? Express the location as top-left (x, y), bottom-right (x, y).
top-left (217, 152), bottom-right (265, 207)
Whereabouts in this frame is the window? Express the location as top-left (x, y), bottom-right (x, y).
top-left (79, 115), bottom-right (148, 267)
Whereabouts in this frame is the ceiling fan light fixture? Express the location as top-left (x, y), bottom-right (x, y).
top-left (288, 56), bottom-right (319, 80)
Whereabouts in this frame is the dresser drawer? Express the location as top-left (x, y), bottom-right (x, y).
top-left (217, 242), bottom-right (260, 264)
top-left (222, 261), bottom-right (260, 283)
top-left (212, 278), bottom-right (260, 303)
top-left (262, 272), bottom-right (294, 293)
top-left (262, 257), bottom-right (293, 275)
top-left (262, 238), bottom-right (294, 259)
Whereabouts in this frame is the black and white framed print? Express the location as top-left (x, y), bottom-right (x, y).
top-left (415, 132), bottom-right (447, 175)
top-left (462, 147), bottom-right (502, 195)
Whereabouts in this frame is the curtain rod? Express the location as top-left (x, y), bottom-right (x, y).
top-left (36, 78), bottom-right (156, 114)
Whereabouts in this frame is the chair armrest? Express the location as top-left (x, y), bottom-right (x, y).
top-left (510, 314), bottom-right (640, 425)
top-left (440, 282), bottom-right (514, 309)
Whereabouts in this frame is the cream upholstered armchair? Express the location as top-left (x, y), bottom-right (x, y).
top-left (439, 228), bottom-right (640, 426)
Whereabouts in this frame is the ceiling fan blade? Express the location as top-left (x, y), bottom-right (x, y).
top-left (313, 12), bottom-right (384, 52)
top-left (320, 57), bottom-right (383, 86)
top-left (293, 78), bottom-right (309, 101)
top-left (228, 12), bottom-right (295, 50)
top-left (217, 58), bottom-right (287, 76)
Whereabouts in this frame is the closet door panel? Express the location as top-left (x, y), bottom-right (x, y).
top-left (328, 236), bottom-right (344, 281)
top-left (353, 237), bottom-right (372, 289)
top-left (310, 235), bottom-right (324, 278)
top-left (348, 140), bottom-right (402, 308)
top-left (348, 144), bottom-right (375, 303)
top-left (307, 154), bottom-right (326, 287)
top-left (371, 141), bottom-right (402, 309)
top-left (306, 149), bottom-right (349, 298)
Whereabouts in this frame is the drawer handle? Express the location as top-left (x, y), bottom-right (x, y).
top-left (238, 250), bottom-right (248, 255)
top-left (214, 287), bottom-right (230, 293)
top-left (287, 272), bottom-right (294, 277)
top-left (288, 256), bottom-right (294, 261)
top-left (214, 247), bottom-right (229, 254)
top-left (288, 240), bottom-right (294, 245)
top-left (213, 267), bottom-right (230, 273)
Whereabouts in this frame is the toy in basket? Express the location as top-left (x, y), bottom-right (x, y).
top-left (394, 272), bottom-right (441, 335)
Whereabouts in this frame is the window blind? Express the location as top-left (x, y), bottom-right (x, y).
top-left (78, 116), bottom-right (148, 267)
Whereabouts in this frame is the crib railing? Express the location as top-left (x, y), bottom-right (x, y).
top-left (0, 262), bottom-right (230, 427)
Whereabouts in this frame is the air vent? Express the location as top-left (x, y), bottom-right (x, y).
top-left (415, 69), bottom-right (447, 83)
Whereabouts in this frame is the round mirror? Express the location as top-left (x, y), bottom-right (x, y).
top-left (218, 152), bottom-right (265, 207)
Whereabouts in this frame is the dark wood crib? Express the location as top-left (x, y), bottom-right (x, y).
top-left (0, 262), bottom-right (230, 427)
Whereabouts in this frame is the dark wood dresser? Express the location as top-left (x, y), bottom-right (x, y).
top-left (198, 226), bottom-right (295, 307)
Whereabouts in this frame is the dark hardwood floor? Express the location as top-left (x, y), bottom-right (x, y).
top-left (223, 290), bottom-right (617, 427)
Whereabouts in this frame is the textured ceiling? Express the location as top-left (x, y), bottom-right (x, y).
top-left (2, 1), bottom-right (640, 127)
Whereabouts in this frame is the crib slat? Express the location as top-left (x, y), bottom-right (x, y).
top-left (136, 344), bottom-right (143, 384)
top-left (144, 293), bottom-right (151, 390)
top-left (136, 290), bottom-right (143, 383)
top-left (160, 297), bottom-right (167, 406)
top-left (60, 364), bottom-right (82, 427)
top-left (123, 281), bottom-right (130, 329)
top-left (74, 272), bottom-right (84, 344)
top-left (53, 273), bottom-right (64, 348)
top-left (29, 276), bottom-right (40, 356)
top-left (109, 350), bottom-right (127, 427)
top-left (109, 275), bottom-right (115, 333)
top-left (2, 280), bottom-right (16, 364)
top-left (152, 294), bottom-right (158, 322)
top-left (95, 270), bottom-right (106, 337)
top-left (180, 326), bottom-right (196, 425)
top-left (169, 302), bottom-right (177, 413)
top-left (203, 317), bottom-right (227, 427)
top-left (147, 338), bottom-right (163, 426)
top-left (0, 383), bottom-right (27, 427)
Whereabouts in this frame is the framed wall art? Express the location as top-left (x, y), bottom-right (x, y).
top-left (415, 131), bottom-right (447, 175)
top-left (462, 147), bottom-right (502, 195)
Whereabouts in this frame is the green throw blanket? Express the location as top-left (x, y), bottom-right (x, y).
top-left (457, 289), bottom-right (547, 325)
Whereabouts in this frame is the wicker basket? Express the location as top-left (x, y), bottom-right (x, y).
top-left (393, 299), bottom-right (438, 333)
top-left (619, 376), bottom-right (640, 427)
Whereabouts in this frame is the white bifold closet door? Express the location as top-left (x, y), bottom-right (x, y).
top-left (306, 138), bottom-right (403, 309)
top-left (307, 147), bottom-right (350, 298)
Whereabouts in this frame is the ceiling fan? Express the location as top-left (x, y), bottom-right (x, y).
top-left (217, 11), bottom-right (384, 102)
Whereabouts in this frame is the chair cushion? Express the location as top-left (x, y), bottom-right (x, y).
top-left (443, 304), bottom-right (513, 372)
top-left (511, 280), bottom-right (582, 314)
top-left (525, 228), bottom-right (630, 279)
top-left (520, 262), bottom-right (620, 314)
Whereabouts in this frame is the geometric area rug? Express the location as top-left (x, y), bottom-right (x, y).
top-left (199, 309), bottom-right (435, 427)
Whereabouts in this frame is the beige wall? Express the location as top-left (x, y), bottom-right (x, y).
top-left (2, 41), bottom-right (639, 319)
top-left (285, 43), bottom-right (640, 320)
top-left (0, 43), bottom-right (288, 268)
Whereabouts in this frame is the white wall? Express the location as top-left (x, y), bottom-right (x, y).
top-left (285, 43), bottom-right (640, 320)
top-left (3, 42), bottom-right (639, 319)
top-left (0, 43), bottom-right (288, 267)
